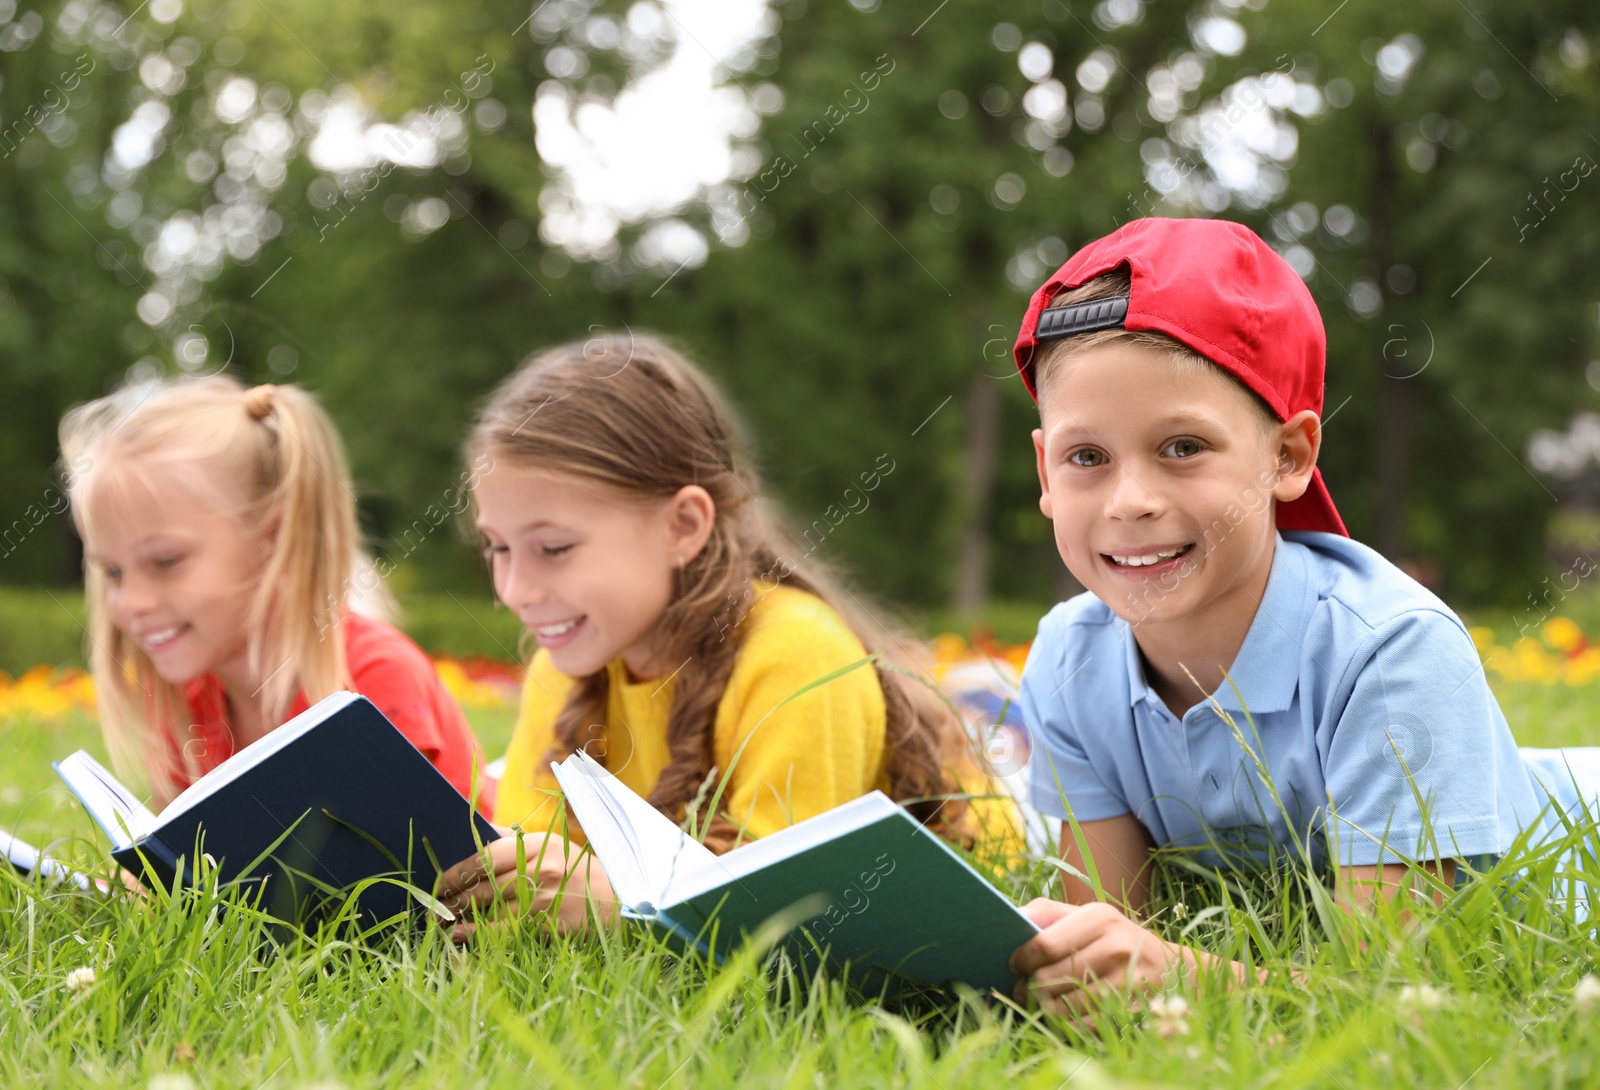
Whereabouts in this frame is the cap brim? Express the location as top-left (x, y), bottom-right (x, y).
top-left (1277, 467), bottom-right (1347, 537)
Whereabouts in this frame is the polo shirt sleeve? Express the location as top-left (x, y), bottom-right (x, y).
top-left (1318, 609), bottom-right (1511, 868)
top-left (1022, 616), bottom-right (1130, 824)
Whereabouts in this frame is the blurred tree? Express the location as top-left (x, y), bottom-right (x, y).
top-left (628, 0), bottom-right (1188, 610)
top-left (1, 0), bottom-right (1595, 621)
top-left (1185, 0), bottom-right (1600, 599)
top-left (0, 5), bottom-right (143, 585)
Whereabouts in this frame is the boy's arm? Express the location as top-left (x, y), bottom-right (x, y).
top-left (1058, 814), bottom-right (1156, 912)
top-left (1016, 854), bottom-right (1461, 1015)
top-left (1014, 820), bottom-right (1262, 1014)
top-left (1338, 860), bottom-right (1456, 912)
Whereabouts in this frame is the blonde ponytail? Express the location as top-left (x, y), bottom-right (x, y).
top-left (60, 375), bottom-right (387, 802)
top-left (242, 383), bottom-right (356, 726)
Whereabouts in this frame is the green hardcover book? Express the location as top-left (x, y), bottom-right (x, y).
top-left (550, 750), bottom-right (1039, 999)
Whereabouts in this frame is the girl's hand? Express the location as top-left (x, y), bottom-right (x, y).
top-left (1010, 898), bottom-right (1182, 1016)
top-left (436, 832), bottom-right (617, 940)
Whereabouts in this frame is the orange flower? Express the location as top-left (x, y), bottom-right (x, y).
top-left (0, 666), bottom-right (97, 723)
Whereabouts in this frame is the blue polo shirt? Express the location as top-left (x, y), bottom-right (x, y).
top-left (1023, 531), bottom-right (1559, 871)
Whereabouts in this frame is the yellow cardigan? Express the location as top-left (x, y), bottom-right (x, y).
top-left (494, 584), bottom-right (890, 841)
top-left (493, 583), bottom-right (1023, 854)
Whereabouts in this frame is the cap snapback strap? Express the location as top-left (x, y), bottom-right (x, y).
top-left (1035, 295), bottom-right (1129, 341)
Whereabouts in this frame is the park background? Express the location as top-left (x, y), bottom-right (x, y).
top-left (5, 2), bottom-right (1600, 1088)
top-left (0, 0), bottom-right (1598, 665)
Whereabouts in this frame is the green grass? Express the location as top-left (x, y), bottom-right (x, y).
top-left (0, 588), bottom-right (90, 674)
top-left (3, 685), bottom-right (1600, 1087)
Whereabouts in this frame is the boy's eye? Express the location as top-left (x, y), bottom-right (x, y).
top-left (1067, 448), bottom-right (1107, 468)
top-left (1163, 438), bottom-right (1205, 459)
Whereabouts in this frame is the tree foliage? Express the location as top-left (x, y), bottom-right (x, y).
top-left (0, 0), bottom-right (1596, 612)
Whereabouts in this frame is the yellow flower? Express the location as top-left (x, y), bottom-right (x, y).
top-left (1563, 648), bottom-right (1600, 687)
top-left (432, 659), bottom-right (517, 711)
top-left (929, 633), bottom-right (969, 664)
top-left (1499, 638), bottom-right (1559, 685)
top-left (1542, 616), bottom-right (1586, 654)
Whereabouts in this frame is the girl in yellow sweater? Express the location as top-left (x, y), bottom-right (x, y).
top-left (439, 334), bottom-right (1011, 936)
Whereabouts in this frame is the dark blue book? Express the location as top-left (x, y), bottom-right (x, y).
top-left (551, 750), bottom-right (1039, 1000)
top-left (54, 692), bottom-right (499, 930)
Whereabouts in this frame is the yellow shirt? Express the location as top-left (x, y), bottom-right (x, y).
top-left (494, 584), bottom-right (890, 842)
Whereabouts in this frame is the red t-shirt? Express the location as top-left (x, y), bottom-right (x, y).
top-left (177, 613), bottom-right (493, 814)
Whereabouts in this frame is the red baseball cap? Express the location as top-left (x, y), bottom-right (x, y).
top-left (1012, 216), bottom-right (1347, 537)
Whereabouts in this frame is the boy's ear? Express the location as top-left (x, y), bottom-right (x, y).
top-left (666, 484), bottom-right (717, 564)
top-left (1033, 428), bottom-right (1054, 519)
top-left (1271, 409), bottom-right (1322, 503)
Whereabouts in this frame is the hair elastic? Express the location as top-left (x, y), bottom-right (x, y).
top-left (244, 384), bottom-right (276, 420)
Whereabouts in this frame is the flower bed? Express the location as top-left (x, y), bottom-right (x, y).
top-left (4, 620), bottom-right (1593, 728)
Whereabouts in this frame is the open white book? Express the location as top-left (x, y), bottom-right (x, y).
top-left (550, 749), bottom-right (1038, 997)
top-left (53, 750), bottom-right (160, 852)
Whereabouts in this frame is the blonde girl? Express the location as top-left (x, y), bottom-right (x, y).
top-left (439, 334), bottom-right (1016, 936)
top-left (59, 376), bottom-right (487, 809)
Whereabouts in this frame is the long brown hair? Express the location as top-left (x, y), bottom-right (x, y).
top-left (59, 376), bottom-right (393, 801)
top-left (468, 333), bottom-right (976, 850)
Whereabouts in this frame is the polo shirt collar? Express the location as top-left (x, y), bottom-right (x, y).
top-left (1120, 533), bottom-right (1314, 716)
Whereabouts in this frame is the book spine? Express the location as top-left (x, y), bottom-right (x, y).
top-left (113, 834), bottom-right (183, 891)
top-left (651, 908), bottom-right (718, 963)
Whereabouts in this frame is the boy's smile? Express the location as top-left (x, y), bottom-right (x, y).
top-left (1032, 340), bottom-right (1321, 710)
top-left (1101, 542), bottom-right (1195, 577)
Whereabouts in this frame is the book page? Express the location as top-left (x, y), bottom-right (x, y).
top-left (2, 827), bottom-right (40, 872)
top-left (671, 791), bottom-right (901, 901)
top-left (2, 828), bottom-right (98, 892)
top-left (551, 751), bottom-right (716, 911)
top-left (156, 690), bottom-right (361, 825)
top-left (53, 751), bottom-right (156, 850)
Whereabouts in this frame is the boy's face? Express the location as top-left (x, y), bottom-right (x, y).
top-left (1031, 341), bottom-right (1317, 631)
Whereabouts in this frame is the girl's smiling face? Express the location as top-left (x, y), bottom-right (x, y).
top-left (1032, 341), bottom-right (1319, 632)
top-left (82, 459), bottom-right (276, 692)
top-left (473, 462), bottom-right (715, 681)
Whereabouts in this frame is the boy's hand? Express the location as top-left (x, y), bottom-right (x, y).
top-left (1010, 898), bottom-right (1182, 1015)
top-left (435, 831), bottom-right (617, 941)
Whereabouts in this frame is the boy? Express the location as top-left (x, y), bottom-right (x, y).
top-left (1002, 217), bottom-right (1596, 1014)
